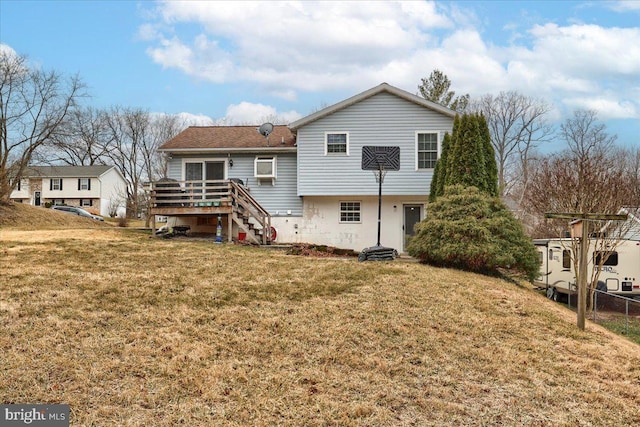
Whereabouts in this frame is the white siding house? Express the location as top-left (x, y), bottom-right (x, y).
top-left (156, 83), bottom-right (455, 251)
top-left (10, 165), bottom-right (127, 217)
top-left (289, 83), bottom-right (455, 251)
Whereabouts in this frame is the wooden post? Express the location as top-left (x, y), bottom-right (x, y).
top-left (577, 220), bottom-right (588, 330)
top-left (545, 212), bottom-right (627, 331)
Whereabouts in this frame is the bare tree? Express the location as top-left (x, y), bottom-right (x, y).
top-left (562, 110), bottom-right (616, 159)
top-left (0, 49), bottom-right (84, 204)
top-left (621, 146), bottom-right (640, 203)
top-left (472, 91), bottom-right (553, 197)
top-left (45, 106), bottom-right (112, 166)
top-left (103, 108), bottom-right (187, 222)
top-left (104, 107), bottom-right (150, 218)
top-left (145, 113), bottom-right (185, 180)
top-left (522, 111), bottom-right (636, 311)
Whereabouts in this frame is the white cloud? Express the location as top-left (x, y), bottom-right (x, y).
top-left (140, 0), bottom-right (640, 120)
top-left (0, 43), bottom-right (17, 57)
top-left (608, 1), bottom-right (640, 12)
top-left (143, 1), bottom-right (451, 92)
top-left (223, 102), bottom-right (302, 125)
top-left (563, 97), bottom-right (638, 120)
top-left (175, 112), bottom-right (216, 126)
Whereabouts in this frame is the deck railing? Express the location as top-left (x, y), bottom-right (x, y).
top-left (149, 179), bottom-right (271, 244)
top-left (151, 179), bottom-right (232, 208)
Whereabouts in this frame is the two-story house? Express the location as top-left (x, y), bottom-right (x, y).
top-left (152, 83), bottom-right (455, 252)
top-left (10, 165), bottom-right (127, 217)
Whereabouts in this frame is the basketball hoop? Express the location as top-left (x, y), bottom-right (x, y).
top-left (372, 169), bottom-right (387, 184)
top-left (360, 146), bottom-right (400, 254)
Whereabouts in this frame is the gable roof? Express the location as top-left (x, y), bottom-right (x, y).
top-left (159, 125), bottom-right (296, 152)
top-left (289, 82), bottom-right (457, 130)
top-left (22, 165), bottom-right (114, 178)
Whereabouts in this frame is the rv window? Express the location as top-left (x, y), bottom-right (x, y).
top-left (548, 249), bottom-right (553, 260)
top-left (593, 251), bottom-right (618, 266)
top-left (562, 250), bottom-right (571, 269)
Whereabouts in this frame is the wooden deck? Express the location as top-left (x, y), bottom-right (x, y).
top-left (148, 179), bottom-right (272, 244)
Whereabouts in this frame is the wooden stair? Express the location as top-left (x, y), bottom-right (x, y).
top-left (230, 181), bottom-right (272, 245)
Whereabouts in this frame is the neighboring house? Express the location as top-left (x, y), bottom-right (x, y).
top-left (153, 82), bottom-right (455, 252)
top-left (10, 165), bottom-right (127, 217)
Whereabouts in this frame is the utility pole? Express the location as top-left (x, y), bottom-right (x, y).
top-left (545, 212), bottom-right (627, 330)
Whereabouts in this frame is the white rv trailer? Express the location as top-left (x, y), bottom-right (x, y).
top-left (534, 238), bottom-right (640, 301)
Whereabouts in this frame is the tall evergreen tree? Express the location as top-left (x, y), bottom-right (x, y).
top-left (477, 113), bottom-right (499, 197)
top-left (429, 113), bottom-right (499, 201)
top-left (429, 132), bottom-right (451, 202)
top-left (446, 113), bottom-right (486, 190)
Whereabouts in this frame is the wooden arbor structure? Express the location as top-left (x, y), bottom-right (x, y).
top-left (545, 212), bottom-right (628, 330)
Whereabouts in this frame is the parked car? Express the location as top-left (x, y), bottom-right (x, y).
top-left (51, 205), bottom-right (104, 221)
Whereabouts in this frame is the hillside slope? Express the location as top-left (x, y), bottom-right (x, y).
top-left (0, 202), bottom-right (111, 229)
top-left (1, 229), bottom-right (639, 425)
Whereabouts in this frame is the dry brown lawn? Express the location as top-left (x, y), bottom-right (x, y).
top-left (1, 205), bottom-right (640, 426)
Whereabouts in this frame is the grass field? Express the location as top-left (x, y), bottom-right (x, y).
top-left (1, 205), bottom-right (640, 426)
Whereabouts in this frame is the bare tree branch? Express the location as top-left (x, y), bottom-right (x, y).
top-left (0, 49), bottom-right (84, 204)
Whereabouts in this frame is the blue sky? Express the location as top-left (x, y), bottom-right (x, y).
top-left (1, 0), bottom-right (638, 149)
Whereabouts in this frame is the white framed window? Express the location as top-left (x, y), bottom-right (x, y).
top-left (79, 178), bottom-right (90, 190)
top-left (325, 132), bottom-right (349, 155)
top-left (254, 156), bottom-right (277, 179)
top-left (183, 159), bottom-right (226, 181)
top-left (80, 199), bottom-right (92, 207)
top-left (340, 201), bottom-right (361, 223)
top-left (51, 178), bottom-right (62, 191)
top-left (416, 132), bottom-right (439, 170)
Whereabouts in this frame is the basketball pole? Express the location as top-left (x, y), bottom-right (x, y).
top-left (376, 164), bottom-right (383, 247)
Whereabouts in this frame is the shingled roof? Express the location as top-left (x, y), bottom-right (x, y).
top-left (23, 165), bottom-right (114, 178)
top-left (159, 125), bottom-right (296, 151)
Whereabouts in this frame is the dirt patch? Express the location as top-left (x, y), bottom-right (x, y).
top-left (287, 243), bottom-right (359, 258)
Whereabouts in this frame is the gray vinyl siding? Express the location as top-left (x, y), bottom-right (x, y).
top-left (167, 153), bottom-right (302, 216)
top-left (229, 153), bottom-right (302, 216)
top-left (297, 92), bottom-right (454, 196)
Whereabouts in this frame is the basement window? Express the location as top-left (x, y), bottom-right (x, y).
top-left (340, 201), bottom-right (361, 223)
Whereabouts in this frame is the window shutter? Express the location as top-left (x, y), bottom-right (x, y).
top-left (50, 180), bottom-right (53, 191)
top-left (60, 180), bottom-right (63, 191)
top-left (90, 199), bottom-right (93, 206)
top-left (88, 179), bottom-right (91, 191)
top-left (78, 179), bottom-right (81, 190)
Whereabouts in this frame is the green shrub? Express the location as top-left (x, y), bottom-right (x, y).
top-left (407, 185), bottom-right (539, 281)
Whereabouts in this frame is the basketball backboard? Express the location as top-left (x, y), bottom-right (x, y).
top-left (361, 146), bottom-right (400, 171)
